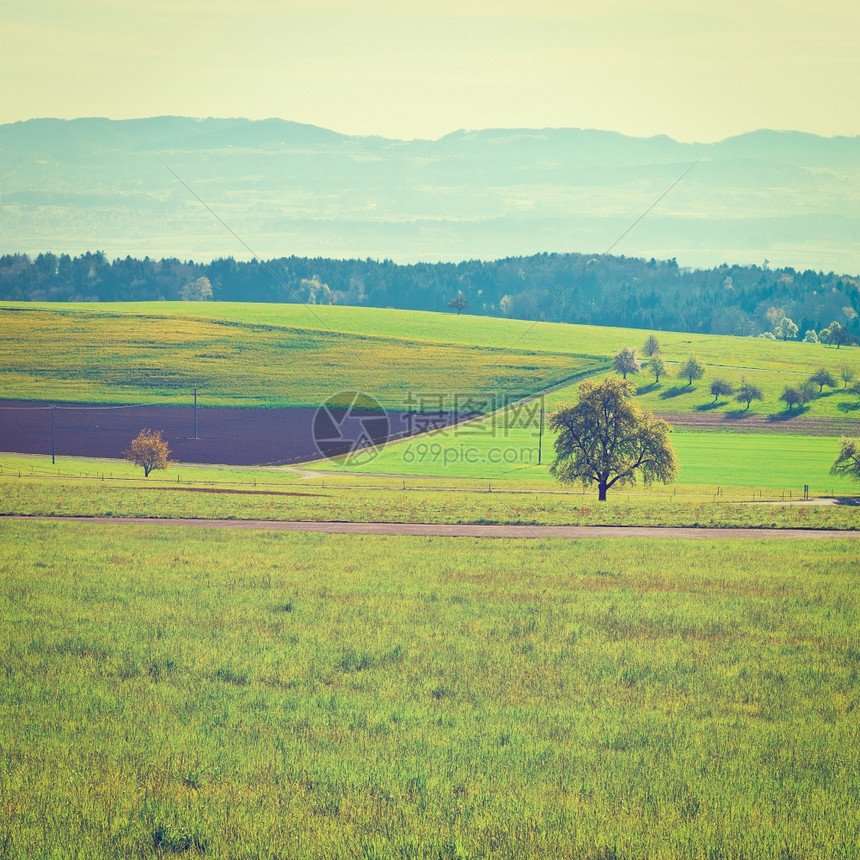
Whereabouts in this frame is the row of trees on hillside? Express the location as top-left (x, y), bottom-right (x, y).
top-left (2, 251), bottom-right (858, 340)
top-left (779, 366), bottom-right (860, 411)
top-left (611, 337), bottom-right (859, 413)
top-left (767, 311), bottom-right (853, 347)
top-left (612, 338), bottom-right (708, 388)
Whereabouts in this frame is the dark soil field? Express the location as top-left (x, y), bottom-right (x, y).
top-left (656, 410), bottom-right (860, 435)
top-left (0, 401), bottom-right (464, 466)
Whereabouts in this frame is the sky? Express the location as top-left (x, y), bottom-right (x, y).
top-left (3, 0), bottom-right (859, 142)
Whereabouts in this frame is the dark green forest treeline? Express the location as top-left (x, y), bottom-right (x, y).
top-left (1, 250), bottom-right (858, 340)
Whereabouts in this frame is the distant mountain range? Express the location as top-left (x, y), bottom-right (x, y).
top-left (1, 117), bottom-right (858, 274)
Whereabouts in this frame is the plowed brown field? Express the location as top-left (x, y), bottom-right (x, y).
top-left (0, 401), bottom-right (459, 466)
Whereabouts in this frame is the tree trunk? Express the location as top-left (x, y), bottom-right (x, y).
top-left (598, 482), bottom-right (608, 501)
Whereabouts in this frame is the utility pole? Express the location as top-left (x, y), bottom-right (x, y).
top-left (537, 406), bottom-right (544, 466)
top-left (193, 387), bottom-right (198, 440)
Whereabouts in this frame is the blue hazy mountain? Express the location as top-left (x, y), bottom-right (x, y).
top-left (1, 117), bottom-right (858, 274)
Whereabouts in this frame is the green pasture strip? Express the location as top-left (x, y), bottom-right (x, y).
top-left (313, 418), bottom-right (860, 493)
top-left (17, 300), bottom-right (858, 374)
top-left (2, 448), bottom-right (853, 499)
top-left (2, 521), bottom-right (858, 859)
top-left (0, 453), bottom-right (308, 485)
top-left (672, 432), bottom-right (858, 494)
top-left (0, 305), bottom-right (596, 408)
top-left (2, 475), bottom-right (858, 529)
top-left (4, 418), bottom-right (860, 502)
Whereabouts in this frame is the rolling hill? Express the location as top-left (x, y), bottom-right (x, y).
top-left (2, 117), bottom-right (859, 273)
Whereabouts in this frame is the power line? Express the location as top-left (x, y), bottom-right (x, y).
top-left (0, 402), bottom-right (165, 411)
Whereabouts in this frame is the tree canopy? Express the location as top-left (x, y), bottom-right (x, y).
top-left (124, 429), bottom-right (170, 477)
top-left (831, 438), bottom-right (860, 482)
top-left (775, 317), bottom-right (798, 341)
top-left (678, 356), bottom-right (705, 386)
top-left (821, 321), bottom-right (853, 348)
top-left (809, 368), bottom-right (836, 392)
top-left (642, 335), bottom-right (661, 357)
top-left (448, 291), bottom-right (469, 315)
top-left (611, 346), bottom-right (641, 379)
top-left (180, 276), bottom-right (213, 301)
top-left (736, 380), bottom-right (764, 410)
top-left (710, 379), bottom-right (734, 402)
top-left (549, 377), bottom-right (677, 501)
top-left (1, 251), bottom-right (858, 340)
top-left (779, 386), bottom-right (804, 412)
top-left (649, 355), bottom-right (667, 384)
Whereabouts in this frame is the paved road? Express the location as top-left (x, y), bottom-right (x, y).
top-left (6, 515), bottom-right (858, 539)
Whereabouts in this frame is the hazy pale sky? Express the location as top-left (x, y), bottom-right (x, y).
top-left (3, 0), bottom-right (859, 141)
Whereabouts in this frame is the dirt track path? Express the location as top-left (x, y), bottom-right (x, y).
top-left (6, 515), bottom-right (858, 539)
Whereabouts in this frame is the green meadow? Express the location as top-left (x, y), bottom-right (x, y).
top-left (2, 300), bottom-right (859, 858)
top-left (3, 433), bottom-right (858, 497)
top-left (1, 299), bottom-right (858, 510)
top-left (312, 416), bottom-right (860, 495)
top-left (29, 300), bottom-right (857, 371)
top-left (4, 475), bottom-right (859, 529)
top-left (2, 520), bottom-right (858, 859)
top-left (2, 433), bottom-right (859, 528)
top-left (0, 306), bottom-right (597, 409)
top-left (3, 301), bottom-right (859, 420)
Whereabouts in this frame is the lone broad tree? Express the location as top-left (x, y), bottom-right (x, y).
top-left (549, 377), bottom-right (677, 501)
top-left (448, 291), bottom-right (469, 315)
top-left (831, 438), bottom-right (860, 483)
top-left (124, 428), bottom-right (170, 477)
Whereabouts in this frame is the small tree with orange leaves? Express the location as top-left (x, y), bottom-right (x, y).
top-left (124, 429), bottom-right (170, 477)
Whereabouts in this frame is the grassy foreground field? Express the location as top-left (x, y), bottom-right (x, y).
top-left (2, 445), bottom-right (859, 530)
top-left (3, 476), bottom-right (860, 529)
top-left (2, 520), bottom-right (858, 859)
